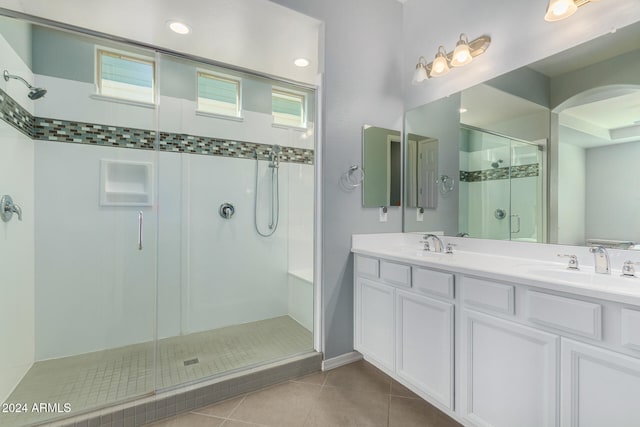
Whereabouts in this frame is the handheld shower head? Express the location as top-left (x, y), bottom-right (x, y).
top-left (4, 69), bottom-right (47, 100)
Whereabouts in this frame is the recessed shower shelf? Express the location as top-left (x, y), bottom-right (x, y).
top-left (100, 159), bottom-right (153, 206)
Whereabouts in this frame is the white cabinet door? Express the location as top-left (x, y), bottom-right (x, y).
top-left (561, 338), bottom-right (640, 427)
top-left (354, 277), bottom-right (394, 372)
top-left (396, 289), bottom-right (454, 409)
top-left (461, 309), bottom-right (559, 427)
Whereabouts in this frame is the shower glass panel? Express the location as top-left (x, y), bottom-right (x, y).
top-left (459, 127), bottom-right (543, 242)
top-left (0, 17), bottom-right (158, 426)
top-left (0, 14), bottom-right (315, 427)
top-left (153, 54), bottom-right (315, 389)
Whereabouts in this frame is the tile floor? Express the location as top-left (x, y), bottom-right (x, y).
top-left (148, 360), bottom-right (462, 427)
top-left (1, 316), bottom-right (312, 427)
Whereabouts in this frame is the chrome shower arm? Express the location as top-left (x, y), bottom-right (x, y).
top-left (3, 69), bottom-right (35, 89)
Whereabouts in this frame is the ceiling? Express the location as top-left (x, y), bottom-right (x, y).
top-left (0, 0), bottom-right (321, 84)
top-left (461, 19), bottom-right (640, 149)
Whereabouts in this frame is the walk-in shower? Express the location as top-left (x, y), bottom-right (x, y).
top-left (3, 69), bottom-right (47, 100)
top-left (459, 127), bottom-right (543, 242)
top-left (255, 144), bottom-right (281, 237)
top-left (0, 14), bottom-right (316, 427)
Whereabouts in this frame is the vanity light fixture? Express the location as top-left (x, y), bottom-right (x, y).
top-left (412, 34), bottom-right (491, 83)
top-left (544, 0), bottom-right (599, 22)
top-left (167, 20), bottom-right (191, 35)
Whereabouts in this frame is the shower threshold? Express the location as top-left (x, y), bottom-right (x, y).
top-left (1, 316), bottom-right (315, 427)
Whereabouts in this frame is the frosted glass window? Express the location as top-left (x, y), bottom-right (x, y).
top-left (272, 89), bottom-right (305, 127)
top-left (197, 72), bottom-right (241, 117)
top-left (97, 49), bottom-right (155, 103)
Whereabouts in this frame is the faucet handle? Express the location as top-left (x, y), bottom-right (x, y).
top-left (622, 260), bottom-right (640, 278)
top-left (558, 254), bottom-right (579, 270)
top-left (423, 242), bottom-right (430, 252)
top-left (445, 243), bottom-right (456, 254)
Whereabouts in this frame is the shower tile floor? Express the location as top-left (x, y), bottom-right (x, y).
top-left (0, 316), bottom-right (312, 427)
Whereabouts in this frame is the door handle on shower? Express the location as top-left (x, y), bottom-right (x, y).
top-left (511, 214), bottom-right (521, 234)
top-left (138, 211), bottom-right (143, 250)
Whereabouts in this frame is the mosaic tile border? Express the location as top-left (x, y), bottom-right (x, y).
top-left (0, 87), bottom-right (34, 137)
top-left (0, 87), bottom-right (314, 165)
top-left (460, 163), bottom-right (539, 182)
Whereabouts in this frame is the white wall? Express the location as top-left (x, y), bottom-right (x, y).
top-left (32, 67), bottom-right (314, 358)
top-left (0, 32), bottom-right (35, 404)
top-left (558, 143), bottom-right (586, 245)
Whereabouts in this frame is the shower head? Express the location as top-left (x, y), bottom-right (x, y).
top-left (491, 159), bottom-right (503, 169)
top-left (271, 144), bottom-right (282, 154)
top-left (3, 69), bottom-right (47, 100)
top-left (28, 87), bottom-right (47, 100)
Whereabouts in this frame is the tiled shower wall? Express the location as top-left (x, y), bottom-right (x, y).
top-left (0, 28), bottom-right (35, 406)
top-left (0, 46), bottom-right (315, 363)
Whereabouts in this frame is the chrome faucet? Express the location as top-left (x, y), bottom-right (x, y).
top-left (589, 246), bottom-right (610, 274)
top-left (1, 195), bottom-right (22, 222)
top-left (422, 234), bottom-right (444, 253)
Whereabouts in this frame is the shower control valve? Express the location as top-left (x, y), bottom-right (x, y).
top-left (219, 203), bottom-right (235, 219)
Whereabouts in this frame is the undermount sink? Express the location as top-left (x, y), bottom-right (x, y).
top-left (528, 267), bottom-right (640, 290)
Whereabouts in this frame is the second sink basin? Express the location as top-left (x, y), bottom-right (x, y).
top-left (528, 267), bottom-right (640, 290)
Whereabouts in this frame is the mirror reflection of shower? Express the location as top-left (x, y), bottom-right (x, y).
top-left (254, 144), bottom-right (281, 237)
top-left (3, 69), bottom-right (47, 100)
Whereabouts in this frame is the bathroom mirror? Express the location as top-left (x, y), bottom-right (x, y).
top-left (406, 133), bottom-right (438, 209)
top-left (362, 125), bottom-right (402, 207)
top-left (404, 20), bottom-right (640, 250)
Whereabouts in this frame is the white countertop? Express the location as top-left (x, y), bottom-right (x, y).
top-left (352, 233), bottom-right (640, 306)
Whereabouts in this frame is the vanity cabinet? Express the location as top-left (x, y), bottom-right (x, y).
top-left (353, 252), bottom-right (640, 427)
top-left (354, 255), bottom-right (455, 409)
top-left (396, 289), bottom-right (454, 409)
top-left (561, 338), bottom-right (640, 427)
top-left (460, 309), bottom-right (559, 427)
top-left (354, 277), bottom-right (395, 372)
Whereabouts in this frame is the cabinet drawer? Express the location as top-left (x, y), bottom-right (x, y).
top-left (526, 291), bottom-right (602, 340)
top-left (463, 276), bottom-right (514, 315)
top-left (381, 260), bottom-right (411, 288)
top-left (355, 255), bottom-right (379, 279)
top-left (621, 308), bottom-right (640, 351)
top-left (412, 267), bottom-right (454, 299)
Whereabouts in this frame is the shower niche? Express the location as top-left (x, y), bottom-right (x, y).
top-left (100, 159), bottom-right (154, 206)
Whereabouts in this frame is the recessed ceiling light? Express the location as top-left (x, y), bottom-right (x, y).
top-left (294, 58), bottom-right (310, 68)
top-left (167, 21), bottom-right (191, 35)
top-left (459, 108), bottom-right (468, 113)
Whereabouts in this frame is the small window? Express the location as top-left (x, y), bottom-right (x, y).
top-left (97, 49), bottom-right (155, 104)
top-left (197, 72), bottom-right (241, 117)
top-left (272, 89), bottom-right (305, 127)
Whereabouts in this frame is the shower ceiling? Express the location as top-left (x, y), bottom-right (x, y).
top-left (0, 0), bottom-right (321, 84)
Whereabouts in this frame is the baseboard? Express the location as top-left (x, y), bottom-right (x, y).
top-left (321, 351), bottom-right (362, 371)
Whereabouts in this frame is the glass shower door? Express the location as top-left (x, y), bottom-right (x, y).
top-left (459, 127), bottom-right (543, 242)
top-left (0, 18), bottom-right (159, 426)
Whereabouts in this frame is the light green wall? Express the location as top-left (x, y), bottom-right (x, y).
top-left (31, 26), bottom-right (315, 119)
top-left (486, 66), bottom-right (550, 108)
top-left (363, 126), bottom-right (400, 207)
top-left (551, 48), bottom-right (640, 108)
top-left (0, 15), bottom-right (32, 68)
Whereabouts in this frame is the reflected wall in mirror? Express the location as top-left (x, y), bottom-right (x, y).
top-left (406, 134), bottom-right (438, 209)
top-left (404, 20), bottom-right (640, 251)
top-left (363, 125), bottom-right (402, 207)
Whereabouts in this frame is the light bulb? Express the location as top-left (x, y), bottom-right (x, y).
top-left (450, 35), bottom-right (473, 67)
top-left (412, 57), bottom-right (428, 84)
top-left (544, 0), bottom-right (578, 22)
top-left (429, 47), bottom-right (450, 78)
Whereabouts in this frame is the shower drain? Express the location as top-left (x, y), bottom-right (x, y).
top-left (183, 358), bottom-right (200, 366)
